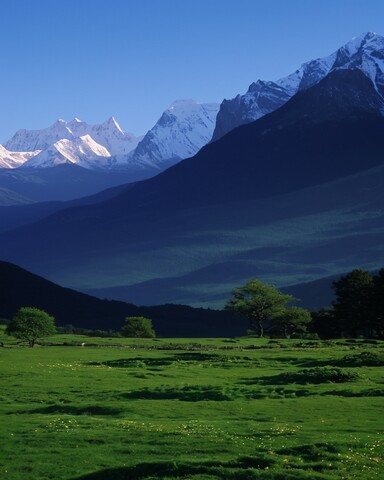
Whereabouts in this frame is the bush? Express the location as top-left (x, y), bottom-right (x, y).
top-left (121, 316), bottom-right (156, 338)
top-left (339, 351), bottom-right (384, 367)
top-left (280, 367), bottom-right (360, 384)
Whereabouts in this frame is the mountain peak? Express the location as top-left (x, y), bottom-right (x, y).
top-left (125, 100), bottom-right (219, 173)
top-left (103, 116), bottom-right (124, 133)
top-left (212, 32), bottom-right (384, 141)
top-left (350, 31), bottom-right (381, 46)
top-left (169, 99), bottom-right (197, 109)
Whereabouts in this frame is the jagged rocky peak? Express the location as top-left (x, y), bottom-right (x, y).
top-left (212, 32), bottom-right (384, 141)
top-left (2, 116), bottom-right (142, 169)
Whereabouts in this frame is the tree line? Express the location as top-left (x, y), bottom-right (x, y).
top-left (312, 268), bottom-right (384, 338)
top-left (4, 268), bottom-right (384, 345)
top-left (226, 268), bottom-right (384, 339)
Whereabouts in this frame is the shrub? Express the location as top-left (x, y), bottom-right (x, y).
top-left (121, 316), bottom-right (156, 338)
top-left (280, 367), bottom-right (360, 384)
top-left (339, 351), bottom-right (384, 367)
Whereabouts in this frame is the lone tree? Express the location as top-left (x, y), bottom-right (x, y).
top-left (270, 306), bottom-right (312, 338)
top-left (226, 279), bottom-right (296, 337)
top-left (6, 307), bottom-right (56, 347)
top-left (121, 316), bottom-right (156, 338)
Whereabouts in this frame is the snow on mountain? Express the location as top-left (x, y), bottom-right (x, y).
top-left (212, 32), bottom-right (384, 140)
top-left (4, 119), bottom-right (75, 152)
top-left (1, 102), bottom-right (218, 174)
top-left (23, 135), bottom-right (111, 169)
top-left (2, 117), bottom-right (142, 170)
top-left (123, 100), bottom-right (219, 173)
top-left (5, 117), bottom-right (141, 157)
top-left (0, 145), bottom-right (40, 169)
top-left (66, 117), bottom-right (142, 156)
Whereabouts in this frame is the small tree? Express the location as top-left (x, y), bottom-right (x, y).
top-left (121, 316), bottom-right (156, 338)
top-left (226, 279), bottom-right (296, 337)
top-left (270, 306), bottom-right (312, 338)
top-left (6, 307), bottom-right (56, 347)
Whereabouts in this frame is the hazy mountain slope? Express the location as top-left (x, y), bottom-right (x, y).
top-left (0, 164), bottom-right (137, 204)
top-left (82, 163), bottom-right (384, 307)
top-left (0, 183), bottom-right (133, 233)
top-left (0, 188), bottom-right (34, 206)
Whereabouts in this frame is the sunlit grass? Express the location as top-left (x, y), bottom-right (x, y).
top-left (1, 329), bottom-right (383, 479)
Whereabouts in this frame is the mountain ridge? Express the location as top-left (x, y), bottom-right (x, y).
top-left (212, 31), bottom-right (384, 141)
top-left (1, 101), bottom-right (219, 177)
top-left (0, 67), bottom-right (383, 307)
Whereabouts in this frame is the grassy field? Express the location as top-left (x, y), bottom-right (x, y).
top-left (1, 328), bottom-right (383, 479)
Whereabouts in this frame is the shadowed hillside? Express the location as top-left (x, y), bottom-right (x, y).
top-left (0, 261), bottom-right (241, 336)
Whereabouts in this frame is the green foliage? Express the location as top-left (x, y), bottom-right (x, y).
top-left (270, 306), bottom-right (312, 338)
top-left (121, 316), bottom-right (156, 338)
top-left (6, 306), bottom-right (56, 347)
top-left (310, 268), bottom-right (384, 339)
top-left (226, 279), bottom-right (296, 337)
top-left (332, 269), bottom-right (375, 337)
top-left (373, 269), bottom-right (384, 337)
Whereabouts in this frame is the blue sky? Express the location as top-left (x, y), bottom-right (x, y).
top-left (0, 0), bottom-right (383, 142)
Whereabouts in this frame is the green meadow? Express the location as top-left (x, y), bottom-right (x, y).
top-left (1, 329), bottom-right (383, 480)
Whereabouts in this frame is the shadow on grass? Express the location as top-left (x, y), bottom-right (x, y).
top-left (173, 352), bottom-right (221, 361)
top-left (120, 385), bottom-right (232, 401)
top-left (71, 457), bottom-right (275, 480)
top-left (87, 352), bottom-right (248, 369)
top-left (15, 404), bottom-right (122, 416)
top-left (320, 388), bottom-right (384, 397)
top-left (71, 455), bottom-right (336, 479)
top-left (277, 442), bottom-right (342, 460)
top-left (253, 367), bottom-right (360, 385)
top-left (298, 351), bottom-right (384, 368)
top-left (87, 357), bottom-right (176, 368)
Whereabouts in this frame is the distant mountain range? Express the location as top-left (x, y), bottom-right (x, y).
top-left (0, 101), bottom-right (219, 204)
top-left (0, 32), bottom-right (383, 311)
top-left (1, 42), bottom-right (383, 309)
top-left (1, 101), bottom-right (219, 174)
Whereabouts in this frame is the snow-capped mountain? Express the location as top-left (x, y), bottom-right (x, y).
top-left (4, 117), bottom-right (141, 159)
top-left (123, 100), bottom-right (219, 174)
top-left (65, 117), bottom-right (141, 156)
top-left (23, 135), bottom-right (112, 169)
top-left (212, 32), bottom-right (384, 140)
top-left (2, 102), bottom-right (218, 175)
top-left (0, 145), bottom-right (40, 169)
